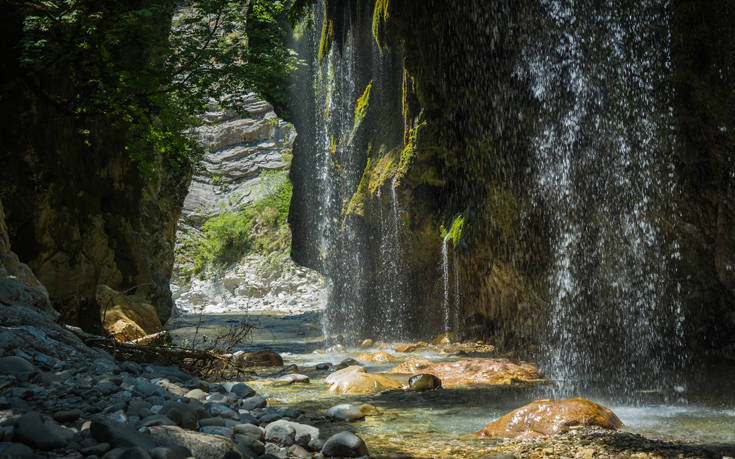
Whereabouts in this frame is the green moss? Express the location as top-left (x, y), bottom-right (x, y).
top-left (344, 158), bottom-right (372, 218)
top-left (318, 6), bottom-right (335, 60)
top-left (354, 81), bottom-right (372, 125)
top-left (372, 0), bottom-right (390, 51)
top-left (449, 214), bottom-right (464, 246)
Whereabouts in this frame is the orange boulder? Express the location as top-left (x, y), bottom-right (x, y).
top-left (409, 359), bottom-right (541, 386)
top-left (355, 351), bottom-right (398, 363)
top-left (477, 398), bottom-right (623, 438)
top-left (388, 359), bottom-right (433, 374)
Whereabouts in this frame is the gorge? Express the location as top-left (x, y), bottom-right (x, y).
top-left (1, 0), bottom-right (734, 458)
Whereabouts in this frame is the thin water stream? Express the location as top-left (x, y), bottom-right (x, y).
top-left (169, 312), bottom-right (735, 458)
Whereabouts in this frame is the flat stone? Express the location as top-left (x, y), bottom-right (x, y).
top-left (206, 402), bottom-right (239, 420)
top-left (184, 388), bottom-right (206, 400)
top-left (0, 356), bottom-right (38, 382)
top-left (149, 445), bottom-right (193, 459)
top-left (233, 423), bottom-right (263, 439)
top-left (239, 395), bottom-right (267, 411)
top-left (53, 409), bottom-right (82, 423)
top-left (199, 426), bottom-right (233, 437)
top-left (146, 425), bottom-right (240, 458)
top-left (14, 412), bottom-right (73, 450)
top-left (139, 415), bottom-right (176, 428)
top-left (159, 402), bottom-right (198, 430)
top-left (321, 431), bottom-right (369, 457)
top-left (228, 383), bottom-right (255, 398)
top-left (102, 446), bottom-right (152, 459)
top-left (90, 418), bottom-right (155, 450)
top-left (0, 442), bottom-right (35, 458)
top-left (326, 404), bottom-right (367, 422)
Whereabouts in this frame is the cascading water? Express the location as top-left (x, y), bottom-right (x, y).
top-left (441, 233), bottom-right (451, 335)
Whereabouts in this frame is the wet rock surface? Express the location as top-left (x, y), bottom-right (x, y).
top-left (390, 359), bottom-right (542, 386)
top-left (477, 398), bottom-right (623, 438)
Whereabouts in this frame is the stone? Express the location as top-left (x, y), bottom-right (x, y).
top-left (239, 395), bottom-right (267, 411)
top-left (14, 412), bottom-right (73, 450)
top-left (477, 398), bottom-right (623, 438)
top-left (240, 350), bottom-right (283, 367)
top-left (0, 356), bottom-right (38, 382)
top-left (139, 415), bottom-right (176, 428)
top-left (53, 409), bottom-right (82, 423)
top-left (184, 388), bottom-right (206, 400)
top-left (264, 442), bottom-right (286, 458)
top-left (134, 378), bottom-right (162, 397)
top-left (0, 442), bottom-right (35, 458)
top-left (207, 402), bottom-right (239, 420)
top-left (233, 434), bottom-right (265, 456)
top-left (321, 431), bottom-right (369, 458)
top-left (315, 363), bottom-right (331, 371)
top-left (391, 359), bottom-right (542, 386)
top-left (90, 418), bottom-right (156, 450)
top-left (355, 352), bottom-right (397, 363)
top-left (325, 404), bottom-right (378, 422)
top-left (228, 383), bottom-right (256, 399)
top-left (95, 380), bottom-right (120, 395)
top-left (393, 344), bottom-right (419, 353)
top-left (408, 373), bottom-right (442, 391)
top-left (149, 445), bottom-right (193, 459)
top-left (325, 366), bottom-right (402, 394)
top-left (287, 444), bottom-right (310, 458)
top-left (159, 402), bottom-right (198, 429)
top-left (276, 374), bottom-right (309, 385)
top-left (359, 339), bottom-right (373, 348)
top-left (80, 442), bottom-right (112, 455)
top-left (199, 426), bottom-right (233, 437)
top-left (387, 359), bottom-right (433, 374)
top-left (333, 358), bottom-right (359, 371)
top-left (146, 425), bottom-right (240, 458)
top-left (102, 447), bottom-right (152, 459)
top-left (264, 420), bottom-right (295, 446)
top-left (234, 423), bottom-right (263, 439)
top-left (97, 285), bottom-right (164, 342)
top-left (155, 380), bottom-right (185, 397)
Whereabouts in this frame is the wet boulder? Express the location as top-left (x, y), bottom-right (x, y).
top-left (399, 359), bottom-right (542, 386)
top-left (387, 359), bottom-right (433, 374)
top-left (321, 431), bottom-right (369, 458)
top-left (240, 350), bottom-right (283, 367)
top-left (325, 404), bottom-right (379, 422)
top-left (355, 351), bottom-right (398, 363)
top-left (325, 366), bottom-right (402, 394)
top-left (408, 373), bottom-right (442, 391)
top-left (477, 398), bottom-right (623, 438)
top-left (14, 412), bottom-right (74, 450)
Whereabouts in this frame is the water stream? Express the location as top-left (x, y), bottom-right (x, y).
top-left (169, 313), bottom-right (735, 458)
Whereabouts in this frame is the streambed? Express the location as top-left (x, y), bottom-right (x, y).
top-left (168, 312), bottom-right (735, 458)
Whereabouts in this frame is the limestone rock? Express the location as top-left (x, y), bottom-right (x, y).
top-left (392, 359), bottom-right (542, 386)
top-left (325, 366), bottom-right (402, 394)
top-left (146, 425), bottom-right (240, 458)
top-left (477, 398), bottom-right (623, 438)
top-left (97, 285), bottom-right (163, 342)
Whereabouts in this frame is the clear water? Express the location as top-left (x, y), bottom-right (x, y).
top-left (168, 312), bottom-right (735, 457)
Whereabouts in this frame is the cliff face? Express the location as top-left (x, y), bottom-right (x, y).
top-left (0, 5), bottom-right (190, 331)
top-left (290, 0), bottom-right (735, 363)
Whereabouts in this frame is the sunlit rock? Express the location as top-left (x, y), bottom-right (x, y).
top-left (355, 351), bottom-right (397, 363)
top-left (391, 359), bottom-right (542, 386)
top-left (393, 344), bottom-right (420, 353)
top-left (325, 366), bottom-right (402, 394)
top-left (477, 398), bottom-right (622, 438)
top-left (97, 285), bottom-right (163, 342)
top-left (387, 359), bottom-right (433, 374)
top-left (359, 338), bottom-right (373, 348)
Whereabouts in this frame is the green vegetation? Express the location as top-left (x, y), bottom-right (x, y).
top-left (17, 0), bottom-right (300, 177)
top-left (181, 170), bottom-right (293, 275)
top-left (372, 0), bottom-right (391, 51)
top-left (354, 81), bottom-right (373, 124)
top-left (448, 214), bottom-right (464, 246)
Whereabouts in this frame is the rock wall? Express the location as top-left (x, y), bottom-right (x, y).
top-left (171, 95), bottom-right (326, 316)
top-left (290, 0), bottom-right (735, 361)
top-left (0, 5), bottom-right (189, 331)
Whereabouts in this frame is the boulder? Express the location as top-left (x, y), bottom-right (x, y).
top-left (159, 402), bottom-right (198, 430)
top-left (97, 285), bottom-right (163, 342)
top-left (325, 404), bottom-right (379, 422)
top-left (325, 366), bottom-right (402, 394)
top-left (240, 350), bottom-right (283, 367)
top-left (395, 359), bottom-right (542, 386)
top-left (477, 398), bottom-right (623, 438)
top-left (264, 420), bottom-right (295, 446)
top-left (0, 356), bottom-right (39, 383)
top-left (228, 382), bottom-right (256, 398)
top-left (393, 344), bottom-right (419, 353)
top-left (90, 418), bottom-right (155, 450)
top-left (321, 431), bottom-right (369, 458)
top-left (146, 425), bottom-right (240, 458)
top-left (408, 373), bottom-right (442, 391)
top-left (387, 359), bottom-right (433, 374)
top-left (239, 395), bottom-right (267, 411)
top-left (14, 412), bottom-right (73, 450)
top-left (359, 339), bottom-right (373, 348)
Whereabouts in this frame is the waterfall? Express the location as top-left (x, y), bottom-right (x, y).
top-left (441, 233), bottom-right (451, 335)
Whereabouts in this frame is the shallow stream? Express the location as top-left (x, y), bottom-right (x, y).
top-left (168, 312), bottom-right (735, 458)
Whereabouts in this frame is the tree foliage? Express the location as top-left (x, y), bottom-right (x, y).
top-left (16, 0), bottom-right (300, 176)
